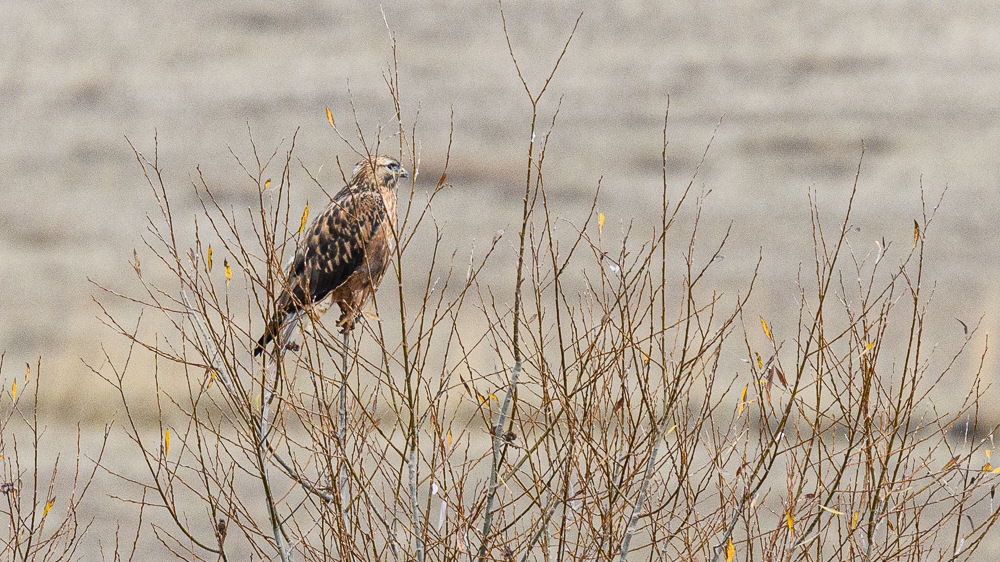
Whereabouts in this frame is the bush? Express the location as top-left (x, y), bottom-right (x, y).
top-left (83, 8), bottom-right (1000, 562)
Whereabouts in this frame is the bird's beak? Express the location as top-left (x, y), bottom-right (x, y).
top-left (399, 167), bottom-right (409, 179)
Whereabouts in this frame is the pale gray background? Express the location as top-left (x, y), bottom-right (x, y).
top-left (2, 0), bottom-right (1000, 556)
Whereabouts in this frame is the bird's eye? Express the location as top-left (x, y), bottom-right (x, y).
top-left (387, 161), bottom-right (400, 171)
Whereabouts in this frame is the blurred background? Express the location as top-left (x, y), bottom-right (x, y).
top-left (2, 0), bottom-right (1000, 555)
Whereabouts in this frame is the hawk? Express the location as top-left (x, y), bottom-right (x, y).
top-left (253, 155), bottom-right (407, 356)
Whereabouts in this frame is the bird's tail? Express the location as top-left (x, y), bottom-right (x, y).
top-left (253, 315), bottom-right (284, 357)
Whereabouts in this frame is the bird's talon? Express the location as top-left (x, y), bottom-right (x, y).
top-left (336, 313), bottom-right (358, 333)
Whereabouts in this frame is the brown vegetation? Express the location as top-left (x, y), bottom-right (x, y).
top-left (2, 6), bottom-right (998, 561)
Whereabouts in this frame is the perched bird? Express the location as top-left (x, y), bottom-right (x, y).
top-left (254, 155), bottom-right (407, 356)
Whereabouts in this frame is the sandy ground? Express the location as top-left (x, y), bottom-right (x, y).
top-left (3, 0), bottom-right (1000, 558)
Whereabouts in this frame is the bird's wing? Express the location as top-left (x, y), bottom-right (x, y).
top-left (279, 189), bottom-right (387, 314)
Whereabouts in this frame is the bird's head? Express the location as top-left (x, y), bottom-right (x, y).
top-left (353, 155), bottom-right (409, 189)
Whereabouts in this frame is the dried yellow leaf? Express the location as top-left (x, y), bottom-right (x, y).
top-left (11, 379), bottom-right (15, 401)
top-left (164, 428), bottom-right (171, 457)
top-left (264, 178), bottom-right (272, 189)
top-left (984, 463), bottom-right (992, 472)
top-left (913, 219), bottom-right (920, 248)
top-left (726, 537), bottom-right (734, 562)
top-left (942, 456), bottom-right (959, 471)
top-left (326, 106), bottom-right (335, 128)
top-left (447, 429), bottom-right (452, 448)
top-left (786, 511), bottom-right (794, 536)
top-left (851, 511), bottom-right (859, 528)
top-left (496, 470), bottom-right (512, 493)
top-left (43, 499), bottom-right (54, 517)
top-left (820, 505), bottom-right (844, 516)
top-left (755, 352), bottom-right (763, 370)
top-left (772, 364), bottom-right (787, 387)
top-left (300, 203), bottom-right (309, 234)
top-left (760, 317), bottom-right (771, 340)
top-left (738, 384), bottom-right (748, 414)
top-left (207, 245), bottom-right (213, 271)
top-left (992, 466), bottom-right (1000, 474)
top-left (224, 259), bottom-right (232, 284)
top-left (24, 363), bottom-right (29, 384)
top-left (666, 424), bottom-right (677, 436)
top-left (598, 212), bottom-right (605, 234)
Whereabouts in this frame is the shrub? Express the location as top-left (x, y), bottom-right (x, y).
top-left (88, 7), bottom-right (1000, 562)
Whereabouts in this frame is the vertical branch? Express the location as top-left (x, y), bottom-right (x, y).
top-left (408, 427), bottom-right (423, 562)
top-left (618, 392), bottom-right (676, 561)
top-left (377, 14), bottom-right (425, 560)
top-left (339, 332), bottom-right (350, 510)
top-left (479, 4), bottom-right (580, 559)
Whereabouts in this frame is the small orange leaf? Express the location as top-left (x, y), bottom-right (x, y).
top-left (326, 106), bottom-right (335, 128)
top-left (851, 511), bottom-right (859, 528)
top-left (207, 245), bottom-right (213, 271)
top-left (264, 178), bottom-right (272, 189)
top-left (164, 429), bottom-right (171, 457)
top-left (738, 384), bottom-right (748, 414)
top-left (43, 499), bottom-right (54, 517)
top-left (224, 259), bottom-right (232, 284)
top-left (786, 511), bottom-right (794, 536)
top-left (984, 463), bottom-right (992, 472)
top-left (755, 352), bottom-right (763, 370)
top-left (447, 429), bottom-right (452, 448)
top-left (299, 203), bottom-right (309, 234)
top-left (760, 317), bottom-right (772, 340)
top-left (726, 537), bottom-right (734, 562)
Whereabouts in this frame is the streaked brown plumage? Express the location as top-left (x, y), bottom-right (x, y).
top-left (254, 155), bottom-right (406, 356)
